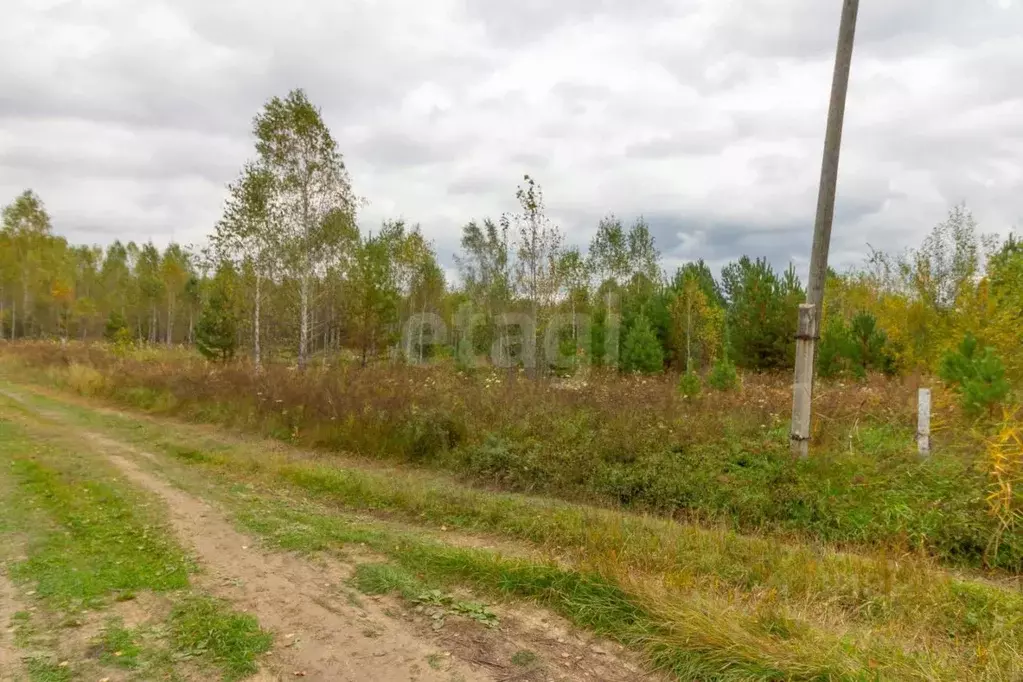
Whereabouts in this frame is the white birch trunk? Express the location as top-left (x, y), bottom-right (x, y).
top-left (254, 270), bottom-right (262, 369)
top-left (165, 295), bottom-right (175, 346)
top-left (299, 272), bottom-right (309, 370)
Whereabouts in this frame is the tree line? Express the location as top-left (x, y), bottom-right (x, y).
top-left (2, 89), bottom-right (1021, 384)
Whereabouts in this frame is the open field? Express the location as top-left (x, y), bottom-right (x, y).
top-left (1, 342), bottom-right (1023, 680)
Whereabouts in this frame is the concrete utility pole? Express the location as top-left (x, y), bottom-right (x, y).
top-left (790, 0), bottom-right (860, 459)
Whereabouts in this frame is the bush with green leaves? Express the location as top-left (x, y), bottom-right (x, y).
top-left (939, 333), bottom-right (1011, 417)
top-left (103, 311), bottom-right (134, 355)
top-left (621, 314), bottom-right (664, 374)
top-left (103, 311), bottom-right (129, 342)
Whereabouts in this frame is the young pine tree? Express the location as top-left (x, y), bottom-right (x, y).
top-left (939, 333), bottom-right (1011, 417)
top-left (707, 355), bottom-right (738, 391)
top-left (196, 263), bottom-right (241, 363)
top-left (678, 367), bottom-right (702, 399)
top-left (817, 317), bottom-right (852, 379)
top-left (621, 314), bottom-right (664, 374)
top-left (818, 312), bottom-right (896, 379)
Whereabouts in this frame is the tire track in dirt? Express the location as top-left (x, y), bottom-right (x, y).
top-left (0, 572), bottom-right (28, 681)
top-left (102, 449), bottom-right (489, 682)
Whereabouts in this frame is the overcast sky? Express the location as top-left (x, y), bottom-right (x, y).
top-left (2, 0), bottom-right (1021, 280)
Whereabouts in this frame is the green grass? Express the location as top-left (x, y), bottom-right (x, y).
top-left (511, 649), bottom-right (538, 667)
top-left (98, 619), bottom-right (144, 668)
top-left (25, 659), bottom-right (73, 682)
top-left (352, 562), bottom-right (423, 596)
top-left (0, 411), bottom-right (274, 681)
top-left (0, 421), bottom-right (191, 609)
top-left (169, 596), bottom-right (273, 681)
top-left (10, 610), bottom-right (35, 647)
top-left (352, 563), bottom-right (499, 627)
top-left (230, 494), bottom-right (970, 680)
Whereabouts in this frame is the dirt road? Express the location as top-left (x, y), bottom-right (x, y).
top-left (0, 386), bottom-right (655, 682)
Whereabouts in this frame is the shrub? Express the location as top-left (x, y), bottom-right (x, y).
top-left (66, 363), bottom-right (105, 396)
top-left (110, 327), bottom-right (135, 356)
top-left (707, 356), bottom-right (739, 391)
top-left (403, 410), bottom-right (465, 462)
top-left (103, 311), bottom-right (129, 342)
top-left (462, 435), bottom-right (516, 479)
top-left (940, 334), bottom-right (1011, 417)
top-left (678, 368), bottom-right (701, 400)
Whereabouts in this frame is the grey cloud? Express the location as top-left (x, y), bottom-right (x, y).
top-left (352, 132), bottom-right (447, 168)
top-left (647, 215), bottom-right (811, 276)
top-left (708, 1), bottom-right (1021, 60)
top-left (625, 129), bottom-right (736, 158)
top-left (0, 121), bottom-right (245, 183)
top-left (508, 152), bottom-right (551, 170)
top-left (548, 82), bottom-right (616, 116)
top-left (1, 1), bottom-right (497, 138)
top-left (463, 0), bottom-right (686, 46)
top-left (447, 176), bottom-right (507, 197)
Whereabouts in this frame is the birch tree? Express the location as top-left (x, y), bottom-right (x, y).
top-left (213, 164), bottom-right (280, 367)
top-left (253, 89), bottom-right (357, 370)
top-left (557, 246), bottom-right (589, 362)
top-left (588, 214), bottom-right (629, 292)
top-left (136, 243), bottom-right (163, 343)
top-left (0, 229), bottom-right (14, 339)
top-left (2, 190), bottom-right (53, 338)
top-left (160, 243), bottom-right (191, 346)
top-left (508, 175), bottom-right (563, 374)
top-left (626, 217), bottom-right (661, 283)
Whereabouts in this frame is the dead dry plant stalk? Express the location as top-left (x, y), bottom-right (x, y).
top-left (986, 407), bottom-right (1023, 560)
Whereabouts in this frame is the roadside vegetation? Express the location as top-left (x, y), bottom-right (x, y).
top-left (3, 343), bottom-right (1021, 574)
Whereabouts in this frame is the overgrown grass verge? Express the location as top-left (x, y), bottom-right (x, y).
top-left (0, 411), bottom-right (273, 681)
top-left (4, 342), bottom-right (1017, 571)
top-left (5, 385), bottom-right (1021, 680)
top-left (232, 491), bottom-right (957, 680)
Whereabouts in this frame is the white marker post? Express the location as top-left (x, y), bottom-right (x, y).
top-left (917, 388), bottom-right (931, 458)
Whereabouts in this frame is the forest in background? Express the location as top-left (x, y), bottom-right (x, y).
top-left (1, 88), bottom-right (1021, 392)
